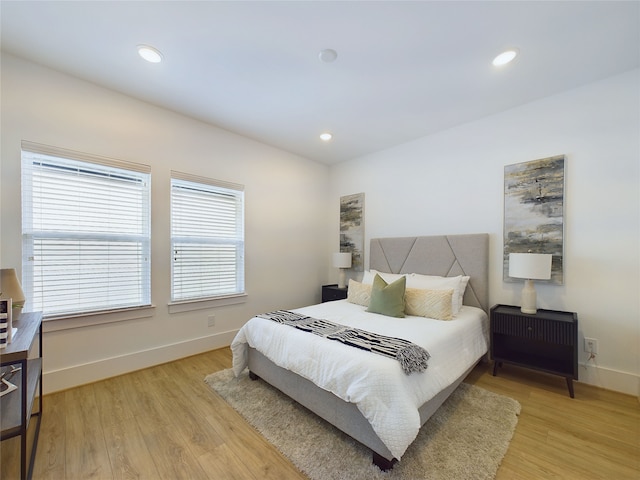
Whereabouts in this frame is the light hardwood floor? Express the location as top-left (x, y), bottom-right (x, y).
top-left (2, 348), bottom-right (638, 479)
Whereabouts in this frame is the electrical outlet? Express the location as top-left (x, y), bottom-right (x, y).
top-left (584, 337), bottom-right (598, 355)
top-left (207, 315), bottom-right (216, 327)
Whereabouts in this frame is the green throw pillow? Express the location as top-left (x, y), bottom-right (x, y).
top-left (366, 274), bottom-right (406, 318)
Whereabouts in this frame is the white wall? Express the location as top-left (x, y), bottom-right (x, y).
top-left (2, 52), bottom-right (638, 396)
top-left (1, 53), bottom-right (330, 393)
top-left (330, 69), bottom-right (640, 396)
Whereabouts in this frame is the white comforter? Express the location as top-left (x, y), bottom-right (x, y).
top-left (231, 300), bottom-right (488, 459)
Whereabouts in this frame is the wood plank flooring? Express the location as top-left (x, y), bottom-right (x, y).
top-left (1, 348), bottom-right (638, 479)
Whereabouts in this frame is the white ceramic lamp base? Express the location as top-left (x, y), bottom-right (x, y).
top-left (520, 279), bottom-right (538, 314)
top-left (338, 269), bottom-right (347, 289)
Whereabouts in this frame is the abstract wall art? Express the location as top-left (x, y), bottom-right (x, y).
top-left (340, 193), bottom-right (365, 272)
top-left (504, 155), bottom-right (565, 284)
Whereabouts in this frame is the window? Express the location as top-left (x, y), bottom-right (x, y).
top-left (21, 142), bottom-right (151, 317)
top-left (171, 172), bottom-right (244, 302)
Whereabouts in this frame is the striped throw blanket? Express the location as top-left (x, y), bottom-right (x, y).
top-left (257, 310), bottom-right (430, 375)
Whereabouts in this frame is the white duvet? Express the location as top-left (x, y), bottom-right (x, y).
top-left (231, 300), bottom-right (488, 459)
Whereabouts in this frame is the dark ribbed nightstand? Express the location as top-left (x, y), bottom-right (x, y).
top-left (321, 284), bottom-right (348, 302)
top-left (490, 304), bottom-right (578, 398)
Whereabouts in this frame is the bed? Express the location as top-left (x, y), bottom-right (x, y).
top-left (231, 234), bottom-right (489, 470)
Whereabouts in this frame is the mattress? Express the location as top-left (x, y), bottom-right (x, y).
top-left (231, 299), bottom-right (489, 459)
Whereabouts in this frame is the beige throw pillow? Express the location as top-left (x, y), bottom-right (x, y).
top-left (404, 288), bottom-right (454, 320)
top-left (347, 279), bottom-right (372, 307)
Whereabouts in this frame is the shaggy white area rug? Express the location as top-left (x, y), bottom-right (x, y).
top-left (205, 369), bottom-right (520, 480)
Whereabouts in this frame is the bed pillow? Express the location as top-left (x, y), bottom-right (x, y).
top-left (404, 288), bottom-right (454, 320)
top-left (366, 274), bottom-right (406, 318)
top-left (347, 279), bottom-right (372, 307)
top-left (361, 269), bottom-right (406, 285)
top-left (406, 274), bottom-right (469, 314)
top-left (458, 276), bottom-right (471, 307)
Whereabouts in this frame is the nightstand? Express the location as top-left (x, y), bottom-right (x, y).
top-left (490, 304), bottom-right (578, 398)
top-left (322, 284), bottom-right (348, 302)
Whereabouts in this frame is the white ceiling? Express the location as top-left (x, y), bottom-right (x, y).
top-left (1, 1), bottom-right (638, 164)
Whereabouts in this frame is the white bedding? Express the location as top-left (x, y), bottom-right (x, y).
top-left (231, 300), bottom-right (489, 459)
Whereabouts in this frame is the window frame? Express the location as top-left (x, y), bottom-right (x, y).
top-left (21, 141), bottom-right (152, 323)
top-left (169, 171), bottom-right (246, 311)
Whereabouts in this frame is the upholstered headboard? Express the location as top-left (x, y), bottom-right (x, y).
top-left (369, 234), bottom-right (489, 313)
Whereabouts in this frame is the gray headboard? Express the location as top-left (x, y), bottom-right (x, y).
top-left (369, 234), bottom-right (489, 313)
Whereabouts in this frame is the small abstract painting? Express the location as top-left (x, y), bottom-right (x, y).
top-left (340, 193), bottom-right (365, 272)
top-left (504, 155), bottom-right (565, 284)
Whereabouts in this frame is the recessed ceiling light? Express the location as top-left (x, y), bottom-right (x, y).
top-left (492, 49), bottom-right (518, 67)
top-left (319, 49), bottom-right (338, 63)
top-left (320, 132), bottom-right (333, 141)
top-left (138, 45), bottom-right (163, 63)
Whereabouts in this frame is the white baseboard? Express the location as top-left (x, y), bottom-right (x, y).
top-left (578, 362), bottom-right (640, 397)
top-left (43, 330), bottom-right (239, 394)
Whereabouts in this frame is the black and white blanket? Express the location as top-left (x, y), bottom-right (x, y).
top-left (257, 310), bottom-right (430, 374)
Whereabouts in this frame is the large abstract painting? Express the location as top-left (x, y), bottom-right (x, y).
top-left (340, 193), bottom-right (365, 272)
top-left (504, 155), bottom-right (565, 284)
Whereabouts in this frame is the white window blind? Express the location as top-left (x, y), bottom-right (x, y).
top-left (21, 142), bottom-right (151, 317)
top-left (171, 172), bottom-right (244, 302)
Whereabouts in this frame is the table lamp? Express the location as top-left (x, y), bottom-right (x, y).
top-left (508, 253), bottom-right (552, 314)
top-left (333, 252), bottom-right (352, 289)
top-left (0, 268), bottom-right (25, 342)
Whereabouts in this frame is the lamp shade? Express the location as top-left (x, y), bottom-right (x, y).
top-left (332, 252), bottom-right (352, 269)
top-left (509, 253), bottom-right (552, 280)
top-left (0, 268), bottom-right (25, 306)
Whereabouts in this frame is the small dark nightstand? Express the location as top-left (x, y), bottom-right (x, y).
top-left (322, 284), bottom-right (348, 302)
top-left (490, 304), bottom-right (578, 398)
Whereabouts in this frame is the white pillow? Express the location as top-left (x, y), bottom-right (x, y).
top-left (406, 274), bottom-right (470, 314)
top-left (458, 276), bottom-right (470, 307)
top-left (361, 269), bottom-right (406, 285)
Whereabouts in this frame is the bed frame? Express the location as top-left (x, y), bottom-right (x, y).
top-left (248, 234), bottom-right (489, 470)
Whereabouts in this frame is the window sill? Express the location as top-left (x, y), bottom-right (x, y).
top-left (168, 293), bottom-right (248, 314)
top-left (42, 305), bottom-right (156, 332)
